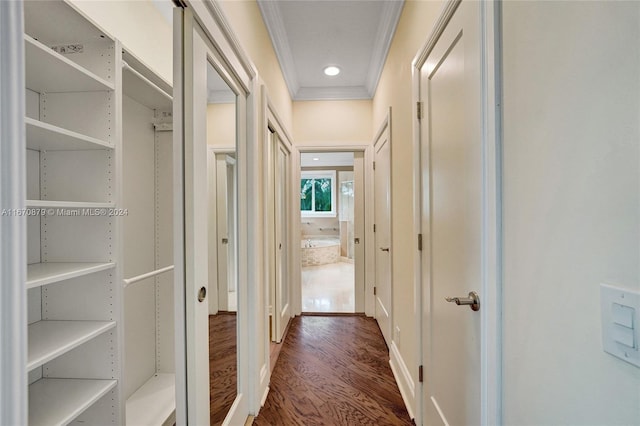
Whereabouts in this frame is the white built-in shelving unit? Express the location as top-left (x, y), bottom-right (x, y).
top-left (22, 2), bottom-right (176, 424)
top-left (120, 50), bottom-right (176, 426)
top-left (23, 1), bottom-right (123, 424)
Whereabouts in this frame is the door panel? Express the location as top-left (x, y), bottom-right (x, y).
top-left (177, 13), bottom-right (211, 424)
top-left (374, 130), bottom-right (392, 346)
top-left (274, 138), bottom-right (290, 342)
top-left (421, 2), bottom-right (482, 425)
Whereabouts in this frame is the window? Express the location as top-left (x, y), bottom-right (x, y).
top-left (300, 170), bottom-right (336, 217)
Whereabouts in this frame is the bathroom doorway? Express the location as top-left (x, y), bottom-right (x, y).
top-left (299, 151), bottom-right (365, 313)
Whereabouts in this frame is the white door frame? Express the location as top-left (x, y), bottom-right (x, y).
top-left (207, 147), bottom-right (236, 315)
top-left (0, 1), bottom-right (27, 424)
top-left (174, 2), bottom-right (258, 424)
top-left (411, 1), bottom-right (502, 425)
top-left (372, 110), bottom-right (393, 347)
top-left (295, 145), bottom-right (373, 315)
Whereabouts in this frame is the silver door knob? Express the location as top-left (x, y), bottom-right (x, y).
top-left (445, 291), bottom-right (480, 311)
top-left (380, 247), bottom-right (390, 252)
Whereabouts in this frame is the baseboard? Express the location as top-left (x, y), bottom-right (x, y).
top-left (260, 385), bottom-right (269, 407)
top-left (259, 364), bottom-right (269, 407)
top-left (389, 341), bottom-right (415, 420)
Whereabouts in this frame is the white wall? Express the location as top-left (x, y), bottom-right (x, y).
top-left (69, 0), bottom-right (172, 84)
top-left (293, 100), bottom-right (372, 145)
top-left (502, 2), bottom-right (640, 424)
top-left (372, 0), bottom-right (444, 416)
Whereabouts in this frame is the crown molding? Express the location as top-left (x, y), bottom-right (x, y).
top-left (257, 0), bottom-right (404, 101)
top-left (295, 86), bottom-right (371, 101)
top-left (257, 0), bottom-right (300, 97)
top-left (365, 0), bottom-right (405, 96)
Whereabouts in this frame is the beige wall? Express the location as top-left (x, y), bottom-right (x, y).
top-left (219, 0), bottom-right (293, 133)
top-left (207, 103), bottom-right (236, 147)
top-left (502, 2), bottom-right (640, 423)
top-left (70, 0), bottom-right (172, 83)
top-left (293, 100), bottom-right (372, 145)
top-left (371, 0), bottom-right (444, 412)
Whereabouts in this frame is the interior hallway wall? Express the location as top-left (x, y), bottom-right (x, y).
top-left (371, 0), bottom-right (444, 414)
top-left (69, 0), bottom-right (172, 84)
top-left (219, 0), bottom-right (293, 132)
top-left (502, 2), bottom-right (640, 423)
top-left (293, 100), bottom-right (372, 145)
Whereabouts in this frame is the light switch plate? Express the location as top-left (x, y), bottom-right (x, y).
top-left (600, 283), bottom-right (640, 368)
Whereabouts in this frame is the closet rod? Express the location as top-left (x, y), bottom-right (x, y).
top-left (123, 265), bottom-right (174, 287)
top-left (122, 61), bottom-right (172, 102)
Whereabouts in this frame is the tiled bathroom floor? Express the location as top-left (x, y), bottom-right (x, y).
top-left (301, 261), bottom-right (355, 313)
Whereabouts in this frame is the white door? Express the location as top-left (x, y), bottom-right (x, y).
top-left (374, 123), bottom-right (392, 346)
top-left (174, 8), bottom-right (211, 424)
top-left (273, 138), bottom-right (290, 342)
top-left (420, 2), bottom-right (483, 425)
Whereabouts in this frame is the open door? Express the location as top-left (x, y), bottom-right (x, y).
top-left (174, 4), bottom-right (253, 424)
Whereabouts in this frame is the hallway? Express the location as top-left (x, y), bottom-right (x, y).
top-left (254, 316), bottom-right (412, 425)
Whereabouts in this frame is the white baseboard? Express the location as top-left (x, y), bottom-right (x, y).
top-left (389, 341), bottom-right (415, 420)
top-left (259, 364), bottom-right (269, 407)
top-left (260, 385), bottom-right (269, 407)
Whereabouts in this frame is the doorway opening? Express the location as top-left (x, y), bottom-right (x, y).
top-left (300, 151), bottom-right (359, 313)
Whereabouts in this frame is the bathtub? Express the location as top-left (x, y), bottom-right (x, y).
top-left (301, 238), bottom-right (340, 267)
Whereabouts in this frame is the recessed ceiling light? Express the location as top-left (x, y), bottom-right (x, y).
top-left (313, 157), bottom-right (320, 161)
top-left (323, 66), bottom-right (340, 76)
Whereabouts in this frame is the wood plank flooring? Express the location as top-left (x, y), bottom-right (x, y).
top-left (209, 312), bottom-right (237, 426)
top-left (254, 315), bottom-right (413, 426)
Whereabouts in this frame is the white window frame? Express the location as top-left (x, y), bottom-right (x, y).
top-left (300, 170), bottom-right (336, 217)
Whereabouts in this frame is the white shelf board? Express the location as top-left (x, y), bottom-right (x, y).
top-left (25, 35), bottom-right (114, 93)
top-left (26, 200), bottom-right (115, 209)
top-left (123, 65), bottom-right (172, 110)
top-left (27, 262), bottom-right (115, 289)
top-left (126, 373), bottom-right (176, 426)
top-left (26, 117), bottom-right (113, 151)
top-left (28, 320), bottom-right (116, 371)
top-left (29, 378), bottom-right (117, 426)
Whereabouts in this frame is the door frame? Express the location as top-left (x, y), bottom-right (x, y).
top-left (0, 1), bottom-right (27, 424)
top-left (174, 2), bottom-right (258, 424)
top-left (263, 89), bottom-right (294, 346)
top-left (295, 145), bottom-right (373, 315)
top-left (411, 1), bottom-right (502, 425)
top-left (207, 147), bottom-right (236, 315)
top-left (372, 109), bottom-right (393, 348)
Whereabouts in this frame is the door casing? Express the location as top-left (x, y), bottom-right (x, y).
top-left (295, 145), bottom-right (372, 316)
top-left (373, 111), bottom-right (393, 347)
top-left (411, 0), bottom-right (502, 425)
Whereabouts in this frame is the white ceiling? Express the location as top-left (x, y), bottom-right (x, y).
top-left (258, 0), bottom-right (404, 101)
top-left (301, 152), bottom-right (354, 167)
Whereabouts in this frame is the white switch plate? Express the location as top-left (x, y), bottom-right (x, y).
top-left (600, 283), bottom-right (640, 368)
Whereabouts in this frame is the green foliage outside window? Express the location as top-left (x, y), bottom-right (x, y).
top-left (300, 177), bottom-right (333, 213)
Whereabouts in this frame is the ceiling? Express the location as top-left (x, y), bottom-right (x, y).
top-left (301, 152), bottom-right (354, 167)
top-left (257, 0), bottom-right (404, 101)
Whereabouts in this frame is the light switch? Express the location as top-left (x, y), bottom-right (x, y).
top-left (600, 283), bottom-right (640, 368)
top-left (612, 303), bottom-right (634, 328)
top-left (612, 323), bottom-right (635, 348)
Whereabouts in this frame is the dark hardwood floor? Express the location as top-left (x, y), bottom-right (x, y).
top-left (254, 315), bottom-right (413, 426)
top-left (209, 312), bottom-right (237, 426)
